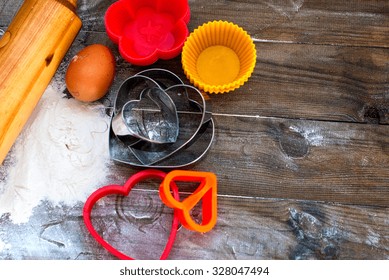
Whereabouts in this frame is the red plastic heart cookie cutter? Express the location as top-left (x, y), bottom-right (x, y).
top-left (159, 170), bottom-right (217, 233)
top-left (83, 169), bottom-right (180, 260)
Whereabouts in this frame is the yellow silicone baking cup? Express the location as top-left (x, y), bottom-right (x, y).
top-left (182, 21), bottom-right (257, 94)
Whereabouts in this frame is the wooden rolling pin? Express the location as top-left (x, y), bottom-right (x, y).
top-left (0, 0), bottom-right (82, 164)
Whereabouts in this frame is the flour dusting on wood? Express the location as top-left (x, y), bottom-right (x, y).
top-left (0, 82), bottom-right (112, 224)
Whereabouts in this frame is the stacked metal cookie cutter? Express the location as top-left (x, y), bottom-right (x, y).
top-left (109, 69), bottom-right (215, 168)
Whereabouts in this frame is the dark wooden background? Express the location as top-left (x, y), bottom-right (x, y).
top-left (0, 0), bottom-right (388, 259)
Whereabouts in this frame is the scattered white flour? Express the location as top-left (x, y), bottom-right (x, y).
top-left (0, 236), bottom-right (10, 252)
top-left (0, 83), bottom-right (112, 224)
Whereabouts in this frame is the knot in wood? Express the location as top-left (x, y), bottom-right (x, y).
top-left (278, 125), bottom-right (309, 158)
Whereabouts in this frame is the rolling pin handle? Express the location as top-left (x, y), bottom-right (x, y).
top-left (0, 0), bottom-right (82, 164)
top-left (0, 31), bottom-right (11, 48)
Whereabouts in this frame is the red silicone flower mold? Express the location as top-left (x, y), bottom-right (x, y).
top-left (105, 0), bottom-right (190, 66)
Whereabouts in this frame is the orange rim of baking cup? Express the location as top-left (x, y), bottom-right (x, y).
top-left (181, 21), bottom-right (257, 94)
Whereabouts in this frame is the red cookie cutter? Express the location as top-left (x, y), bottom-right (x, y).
top-left (83, 169), bottom-right (180, 260)
top-left (159, 170), bottom-right (217, 233)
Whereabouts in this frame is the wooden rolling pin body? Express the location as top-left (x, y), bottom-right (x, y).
top-left (0, 0), bottom-right (82, 164)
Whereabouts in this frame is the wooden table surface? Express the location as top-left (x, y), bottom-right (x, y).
top-left (0, 0), bottom-right (388, 260)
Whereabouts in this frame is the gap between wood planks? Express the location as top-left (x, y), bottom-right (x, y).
top-left (109, 185), bottom-right (389, 210)
top-left (252, 37), bottom-right (389, 49)
top-left (211, 112), bottom-right (389, 127)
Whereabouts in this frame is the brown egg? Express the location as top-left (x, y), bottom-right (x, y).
top-left (65, 44), bottom-right (116, 102)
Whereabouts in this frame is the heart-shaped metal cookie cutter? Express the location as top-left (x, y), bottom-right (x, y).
top-left (109, 69), bottom-right (214, 168)
top-left (114, 87), bottom-right (179, 144)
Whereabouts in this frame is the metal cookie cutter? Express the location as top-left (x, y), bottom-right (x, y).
top-left (111, 75), bottom-right (162, 146)
top-left (114, 87), bottom-right (179, 144)
top-left (129, 84), bottom-right (208, 166)
top-left (109, 69), bottom-right (215, 168)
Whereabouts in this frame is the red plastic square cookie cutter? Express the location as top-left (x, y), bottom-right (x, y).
top-left (159, 170), bottom-right (217, 233)
top-left (83, 169), bottom-right (180, 260)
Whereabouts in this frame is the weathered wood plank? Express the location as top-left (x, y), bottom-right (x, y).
top-left (55, 30), bottom-right (389, 124)
top-left (101, 114), bottom-right (389, 208)
top-left (207, 115), bottom-right (389, 206)
top-left (196, 42), bottom-right (389, 124)
top-left (78, 0), bottom-right (389, 48)
top-left (1, 193), bottom-right (388, 259)
top-left (187, 0), bottom-right (389, 48)
top-left (48, 31), bottom-right (389, 207)
top-left (1, 0), bottom-right (388, 262)
top-left (0, 0), bottom-right (16, 25)
top-left (2, 2), bottom-right (388, 124)
top-left (2, 0), bottom-right (387, 48)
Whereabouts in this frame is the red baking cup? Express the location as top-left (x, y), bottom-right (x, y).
top-left (105, 0), bottom-right (190, 66)
top-left (83, 169), bottom-right (180, 260)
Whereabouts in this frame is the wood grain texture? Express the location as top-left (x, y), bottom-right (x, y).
top-left (0, 0), bottom-right (388, 260)
top-left (77, 0), bottom-right (389, 48)
top-left (4, 0), bottom-right (387, 47)
top-left (0, 192), bottom-right (388, 260)
top-left (99, 113), bottom-right (389, 207)
top-left (187, 0), bottom-right (389, 48)
top-left (197, 43), bottom-right (389, 123)
top-left (56, 31), bottom-right (389, 124)
top-left (197, 115), bottom-right (389, 206)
